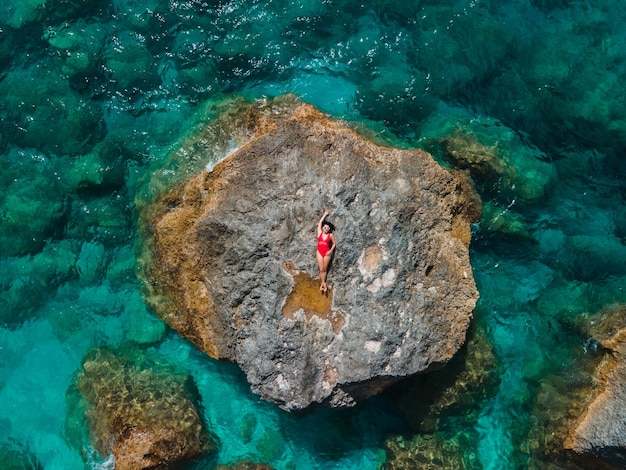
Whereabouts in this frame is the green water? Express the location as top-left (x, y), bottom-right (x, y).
top-left (2, 0), bottom-right (626, 468)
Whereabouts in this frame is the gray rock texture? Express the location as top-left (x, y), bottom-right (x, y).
top-left (141, 100), bottom-right (481, 411)
top-left (565, 307), bottom-right (626, 468)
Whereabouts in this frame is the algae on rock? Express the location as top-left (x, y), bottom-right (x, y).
top-left (71, 345), bottom-right (214, 469)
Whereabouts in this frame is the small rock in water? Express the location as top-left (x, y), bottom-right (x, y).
top-left (75, 346), bottom-right (214, 469)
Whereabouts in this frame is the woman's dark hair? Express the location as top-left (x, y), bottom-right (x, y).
top-left (323, 221), bottom-right (335, 232)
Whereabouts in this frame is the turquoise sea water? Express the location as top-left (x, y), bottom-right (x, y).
top-left (2, 0), bottom-right (626, 468)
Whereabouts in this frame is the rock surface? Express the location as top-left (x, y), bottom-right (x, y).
top-left (141, 100), bottom-right (480, 411)
top-left (565, 306), bottom-right (626, 468)
top-left (76, 346), bottom-right (213, 469)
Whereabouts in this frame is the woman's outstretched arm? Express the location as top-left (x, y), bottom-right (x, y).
top-left (317, 209), bottom-right (329, 236)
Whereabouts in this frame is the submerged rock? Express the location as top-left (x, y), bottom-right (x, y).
top-left (75, 346), bottom-right (213, 469)
top-left (480, 201), bottom-right (531, 238)
top-left (565, 306), bottom-right (626, 468)
top-left (0, 441), bottom-right (42, 470)
top-left (389, 323), bottom-right (499, 432)
top-left (140, 99), bottom-right (480, 411)
top-left (384, 433), bottom-right (471, 470)
top-left (419, 109), bottom-right (555, 204)
top-left (383, 323), bottom-right (499, 469)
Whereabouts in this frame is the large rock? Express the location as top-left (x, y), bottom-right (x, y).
top-left (141, 100), bottom-right (480, 411)
top-left (565, 306), bottom-right (626, 468)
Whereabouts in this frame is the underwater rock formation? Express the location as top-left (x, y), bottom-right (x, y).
top-left (565, 306), bottom-right (626, 468)
top-left (141, 99), bottom-right (480, 411)
top-left (384, 433), bottom-right (471, 470)
top-left (439, 130), bottom-right (506, 184)
top-left (75, 346), bottom-right (213, 469)
top-left (0, 441), bottom-right (42, 469)
top-left (383, 323), bottom-right (499, 468)
top-left (389, 323), bottom-right (499, 431)
top-left (419, 111), bottom-right (555, 204)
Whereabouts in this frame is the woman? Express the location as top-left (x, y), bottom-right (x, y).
top-left (316, 209), bottom-right (336, 292)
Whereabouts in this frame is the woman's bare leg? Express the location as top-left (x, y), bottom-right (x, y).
top-left (322, 254), bottom-right (332, 291)
top-left (316, 252), bottom-right (326, 290)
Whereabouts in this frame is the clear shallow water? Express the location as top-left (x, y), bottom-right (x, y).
top-left (2, 0), bottom-right (626, 468)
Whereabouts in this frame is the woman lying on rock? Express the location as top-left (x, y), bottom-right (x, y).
top-left (316, 209), bottom-right (336, 292)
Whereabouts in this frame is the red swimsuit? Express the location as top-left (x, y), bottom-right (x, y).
top-left (318, 233), bottom-right (332, 257)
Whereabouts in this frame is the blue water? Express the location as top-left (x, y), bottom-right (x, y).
top-left (2, 0), bottom-right (626, 468)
